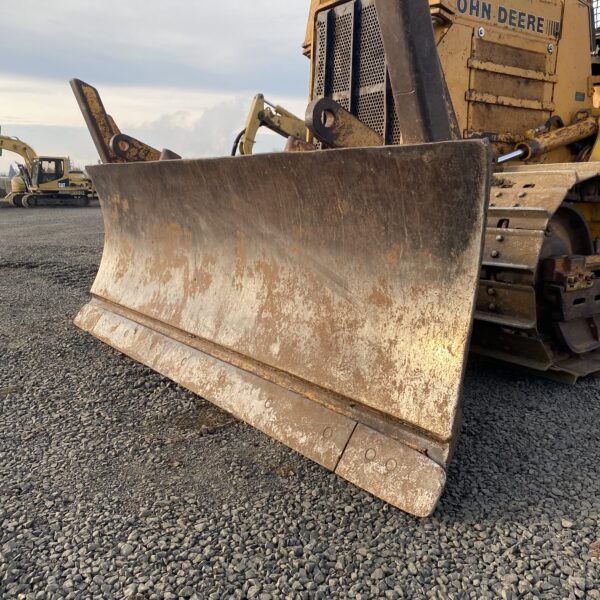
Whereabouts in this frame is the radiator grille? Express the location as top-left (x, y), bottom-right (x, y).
top-left (331, 12), bottom-right (353, 93)
top-left (357, 4), bottom-right (386, 88)
top-left (312, 0), bottom-right (400, 144)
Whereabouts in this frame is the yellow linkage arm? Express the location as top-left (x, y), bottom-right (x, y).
top-left (0, 135), bottom-right (38, 171)
top-left (239, 94), bottom-right (307, 156)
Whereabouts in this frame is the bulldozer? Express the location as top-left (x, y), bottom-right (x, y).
top-left (72, 0), bottom-right (600, 517)
top-left (0, 134), bottom-right (97, 207)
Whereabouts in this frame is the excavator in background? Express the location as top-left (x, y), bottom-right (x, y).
top-left (0, 175), bottom-right (10, 198)
top-left (0, 134), bottom-right (97, 207)
top-left (72, 0), bottom-right (600, 517)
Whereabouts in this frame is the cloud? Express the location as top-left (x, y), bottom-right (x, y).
top-left (0, 74), bottom-right (242, 127)
top-left (0, 90), bottom-right (308, 173)
top-left (0, 1), bottom-right (311, 95)
top-left (0, 1), bottom-right (314, 174)
top-left (127, 98), bottom-right (288, 158)
top-left (0, 125), bottom-right (97, 173)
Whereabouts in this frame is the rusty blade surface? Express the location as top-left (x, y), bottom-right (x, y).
top-left (76, 141), bottom-right (490, 516)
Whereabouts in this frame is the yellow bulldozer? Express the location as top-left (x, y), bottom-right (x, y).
top-left (72, 0), bottom-right (600, 517)
top-left (0, 134), bottom-right (97, 207)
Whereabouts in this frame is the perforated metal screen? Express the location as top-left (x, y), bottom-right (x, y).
top-left (313, 0), bottom-right (596, 143)
top-left (312, 0), bottom-right (401, 144)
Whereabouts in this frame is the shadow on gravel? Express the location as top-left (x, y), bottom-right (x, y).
top-left (140, 401), bottom-right (236, 441)
top-left (0, 260), bottom-right (98, 289)
top-left (0, 261), bottom-right (41, 270)
top-left (441, 356), bottom-right (599, 520)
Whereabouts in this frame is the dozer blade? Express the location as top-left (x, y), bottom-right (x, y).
top-left (76, 141), bottom-right (490, 517)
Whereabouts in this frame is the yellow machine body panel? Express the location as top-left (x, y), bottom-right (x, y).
top-left (30, 156), bottom-right (94, 195)
top-left (306, 0), bottom-right (594, 161)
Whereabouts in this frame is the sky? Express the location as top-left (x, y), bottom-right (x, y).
top-left (0, 1), bottom-right (312, 174)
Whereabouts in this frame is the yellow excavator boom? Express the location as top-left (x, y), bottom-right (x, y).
top-left (0, 135), bottom-right (37, 171)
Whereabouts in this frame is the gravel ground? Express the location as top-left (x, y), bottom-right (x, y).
top-left (0, 206), bottom-right (599, 599)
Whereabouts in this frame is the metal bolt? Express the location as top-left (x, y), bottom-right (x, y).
top-left (365, 448), bottom-right (376, 461)
top-left (322, 427), bottom-right (333, 439)
top-left (488, 303), bottom-right (497, 312)
top-left (496, 235), bottom-right (504, 242)
top-left (491, 250), bottom-right (500, 258)
top-left (487, 287), bottom-right (497, 296)
top-left (478, 27), bottom-right (485, 38)
top-left (548, 43), bottom-right (554, 54)
top-left (386, 459), bottom-right (397, 472)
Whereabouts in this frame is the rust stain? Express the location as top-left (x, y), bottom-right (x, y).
top-left (336, 197), bottom-right (351, 216)
top-left (385, 243), bottom-right (401, 265)
top-left (195, 254), bottom-right (216, 294)
top-left (291, 226), bottom-right (305, 242)
top-left (234, 230), bottom-right (247, 289)
top-left (368, 287), bottom-right (393, 308)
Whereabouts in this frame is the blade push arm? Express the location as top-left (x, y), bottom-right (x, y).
top-left (236, 94), bottom-right (308, 155)
top-left (70, 79), bottom-right (181, 163)
top-left (374, 0), bottom-right (459, 143)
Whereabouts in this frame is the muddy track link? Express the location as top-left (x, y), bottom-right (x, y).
top-left (21, 194), bottom-right (90, 208)
top-left (472, 163), bottom-right (600, 382)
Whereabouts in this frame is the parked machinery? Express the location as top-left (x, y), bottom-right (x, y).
top-left (0, 134), bottom-right (96, 207)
